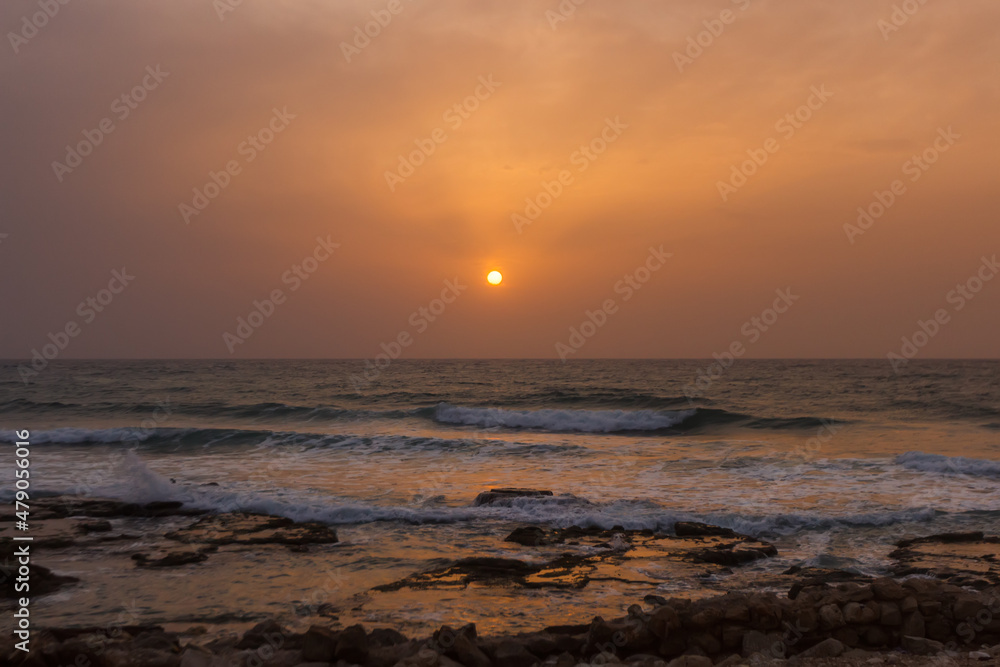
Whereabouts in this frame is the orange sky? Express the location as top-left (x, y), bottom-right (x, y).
top-left (1, 0), bottom-right (998, 359)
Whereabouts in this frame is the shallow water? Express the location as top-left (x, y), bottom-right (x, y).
top-left (1, 359), bottom-right (998, 635)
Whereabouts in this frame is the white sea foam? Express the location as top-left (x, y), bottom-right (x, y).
top-left (896, 451), bottom-right (1000, 478)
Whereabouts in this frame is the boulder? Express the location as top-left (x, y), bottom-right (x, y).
top-left (301, 626), bottom-right (338, 662)
top-left (818, 604), bottom-right (845, 629)
top-left (505, 526), bottom-right (548, 546)
top-left (901, 635), bottom-right (944, 655)
top-left (799, 638), bottom-right (845, 659)
top-left (335, 624), bottom-right (369, 664)
top-left (492, 640), bottom-right (538, 667)
top-left (902, 612), bottom-right (926, 638)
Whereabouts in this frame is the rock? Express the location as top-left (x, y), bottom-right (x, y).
top-left (902, 612), bottom-right (925, 638)
top-left (688, 541), bottom-right (777, 567)
top-left (505, 526), bottom-right (548, 546)
top-left (900, 596), bottom-right (918, 614)
top-left (862, 626), bottom-right (890, 647)
top-left (919, 600), bottom-right (942, 616)
top-left (166, 513), bottom-right (338, 546)
top-left (370, 628), bottom-right (409, 648)
top-left (818, 604), bottom-right (845, 629)
top-left (871, 578), bottom-right (906, 601)
top-left (799, 638), bottom-right (846, 659)
top-left (721, 625), bottom-right (746, 650)
top-left (900, 635), bottom-right (944, 655)
top-left (335, 624), bottom-right (369, 664)
top-left (741, 631), bottom-right (772, 658)
top-left (650, 606), bottom-right (682, 638)
top-left (492, 640), bottom-right (538, 667)
top-left (179, 646), bottom-right (216, 667)
top-left (132, 551), bottom-right (209, 568)
top-left (897, 532), bottom-right (985, 548)
top-left (302, 626), bottom-right (338, 662)
top-left (954, 595), bottom-right (984, 620)
top-left (969, 651), bottom-right (992, 661)
top-left (843, 602), bottom-right (877, 624)
top-left (832, 627), bottom-right (860, 648)
top-left (879, 602), bottom-right (901, 626)
top-left (473, 489), bottom-right (553, 506)
top-left (448, 633), bottom-right (490, 667)
top-left (689, 632), bottom-right (721, 655)
top-left (665, 657), bottom-right (713, 667)
top-left (79, 520), bottom-right (113, 533)
top-left (0, 564), bottom-right (78, 598)
top-left (714, 656), bottom-right (743, 667)
top-left (673, 523), bottom-right (739, 538)
top-left (236, 620), bottom-right (287, 649)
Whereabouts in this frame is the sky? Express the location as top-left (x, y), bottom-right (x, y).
top-left (1, 0), bottom-right (998, 360)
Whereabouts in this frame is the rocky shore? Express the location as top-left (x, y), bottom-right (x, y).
top-left (4, 491), bottom-right (1000, 666)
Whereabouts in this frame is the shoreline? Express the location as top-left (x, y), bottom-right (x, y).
top-left (3, 493), bottom-right (1000, 666)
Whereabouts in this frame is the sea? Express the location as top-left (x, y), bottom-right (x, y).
top-left (1, 359), bottom-right (998, 636)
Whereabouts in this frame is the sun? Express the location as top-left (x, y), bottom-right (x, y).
top-left (486, 270), bottom-right (503, 286)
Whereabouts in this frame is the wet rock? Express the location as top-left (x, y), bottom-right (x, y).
top-left (78, 520), bottom-right (113, 533)
top-left (687, 541), bottom-right (777, 567)
top-left (673, 523), bottom-right (738, 538)
top-left (897, 531), bottom-right (986, 548)
top-left (473, 488), bottom-right (553, 506)
top-left (166, 513), bottom-right (339, 546)
top-left (506, 526), bottom-right (548, 546)
top-left (374, 556), bottom-right (589, 592)
top-left (0, 563), bottom-right (78, 598)
top-left (132, 551), bottom-right (209, 568)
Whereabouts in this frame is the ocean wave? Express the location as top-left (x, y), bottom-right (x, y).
top-left (0, 427), bottom-right (588, 457)
top-left (431, 403), bottom-right (696, 433)
top-left (896, 451), bottom-right (1000, 478)
top-left (428, 403), bottom-right (843, 434)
